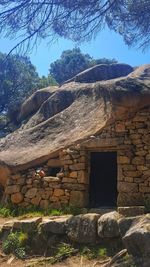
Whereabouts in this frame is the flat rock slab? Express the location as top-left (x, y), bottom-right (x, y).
top-left (2, 219), bottom-right (18, 230)
top-left (39, 215), bottom-right (71, 234)
top-left (118, 206), bottom-right (145, 217)
top-left (13, 217), bottom-right (42, 231)
top-left (2, 217), bottom-right (42, 233)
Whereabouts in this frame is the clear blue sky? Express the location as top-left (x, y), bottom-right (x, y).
top-left (0, 28), bottom-right (150, 77)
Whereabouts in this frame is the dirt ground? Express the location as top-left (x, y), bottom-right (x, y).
top-left (0, 216), bottom-right (109, 267)
top-left (0, 255), bottom-right (108, 267)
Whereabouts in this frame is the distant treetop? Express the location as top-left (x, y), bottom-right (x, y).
top-left (49, 48), bottom-right (117, 83)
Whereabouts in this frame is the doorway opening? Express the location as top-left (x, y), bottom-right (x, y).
top-left (89, 152), bottom-right (117, 208)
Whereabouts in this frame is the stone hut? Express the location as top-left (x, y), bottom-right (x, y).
top-left (0, 64), bottom-right (150, 213)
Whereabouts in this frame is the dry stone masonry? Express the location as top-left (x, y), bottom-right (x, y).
top-left (4, 106), bottom-right (150, 209)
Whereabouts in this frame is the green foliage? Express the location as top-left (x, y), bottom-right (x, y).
top-left (38, 75), bottom-right (58, 89)
top-left (49, 243), bottom-right (78, 264)
top-left (0, 52), bottom-right (58, 135)
top-left (80, 245), bottom-right (107, 260)
top-left (91, 58), bottom-right (118, 66)
top-left (2, 232), bottom-right (26, 259)
top-left (49, 48), bottom-right (92, 83)
top-left (0, 52), bottom-right (39, 116)
top-left (0, 1), bottom-right (149, 51)
top-left (50, 48), bottom-right (117, 83)
top-left (0, 205), bottom-right (14, 217)
top-left (0, 204), bottom-right (86, 218)
top-left (18, 232), bottom-right (28, 246)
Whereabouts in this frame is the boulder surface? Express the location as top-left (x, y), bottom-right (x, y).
top-left (0, 64), bottom-right (150, 172)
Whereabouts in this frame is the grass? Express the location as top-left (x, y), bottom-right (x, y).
top-left (0, 204), bottom-right (86, 218)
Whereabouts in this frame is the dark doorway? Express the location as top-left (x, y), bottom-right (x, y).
top-left (89, 152), bottom-right (117, 208)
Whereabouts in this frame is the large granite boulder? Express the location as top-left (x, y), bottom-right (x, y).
top-left (18, 86), bottom-right (58, 122)
top-left (66, 213), bottom-right (100, 243)
top-left (0, 64), bottom-right (150, 172)
top-left (39, 215), bottom-right (71, 234)
top-left (74, 63), bottom-right (133, 83)
top-left (123, 214), bottom-right (150, 260)
top-left (98, 211), bottom-right (121, 238)
top-left (118, 216), bottom-right (139, 237)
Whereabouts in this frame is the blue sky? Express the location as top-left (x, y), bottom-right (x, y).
top-left (0, 28), bottom-right (150, 77)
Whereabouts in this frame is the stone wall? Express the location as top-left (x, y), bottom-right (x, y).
top-left (4, 106), bottom-right (150, 208)
top-left (4, 150), bottom-right (88, 208)
top-left (80, 106), bottom-right (150, 207)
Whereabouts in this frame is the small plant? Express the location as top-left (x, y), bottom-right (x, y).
top-left (46, 209), bottom-right (63, 216)
top-left (2, 232), bottom-right (26, 259)
top-left (0, 206), bottom-right (13, 217)
top-left (79, 245), bottom-right (107, 260)
top-left (18, 232), bottom-right (28, 246)
top-left (48, 243), bottom-right (78, 264)
top-left (97, 247), bottom-right (107, 258)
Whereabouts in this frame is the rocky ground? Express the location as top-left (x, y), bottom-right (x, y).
top-left (0, 212), bottom-right (149, 267)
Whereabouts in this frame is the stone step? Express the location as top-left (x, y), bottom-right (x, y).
top-left (118, 206), bottom-right (145, 217)
top-left (88, 207), bottom-right (116, 215)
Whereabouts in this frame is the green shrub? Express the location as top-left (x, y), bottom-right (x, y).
top-left (2, 232), bottom-right (26, 259)
top-left (0, 206), bottom-right (12, 217)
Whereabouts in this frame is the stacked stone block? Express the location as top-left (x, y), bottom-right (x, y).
top-left (5, 149), bottom-right (89, 208)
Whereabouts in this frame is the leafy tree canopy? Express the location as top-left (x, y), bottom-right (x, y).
top-left (38, 75), bottom-right (58, 88)
top-left (0, 1), bottom-right (149, 51)
top-left (49, 48), bottom-right (117, 83)
top-left (0, 52), bottom-right (39, 116)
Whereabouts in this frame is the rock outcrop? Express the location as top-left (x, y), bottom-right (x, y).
top-left (66, 213), bottom-right (100, 243)
top-left (70, 63), bottom-right (133, 83)
top-left (123, 214), bottom-right (150, 259)
top-left (0, 64), bottom-right (150, 173)
top-left (98, 211), bottom-right (121, 238)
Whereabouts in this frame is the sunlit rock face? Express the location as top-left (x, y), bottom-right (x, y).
top-left (0, 64), bottom-right (150, 169)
